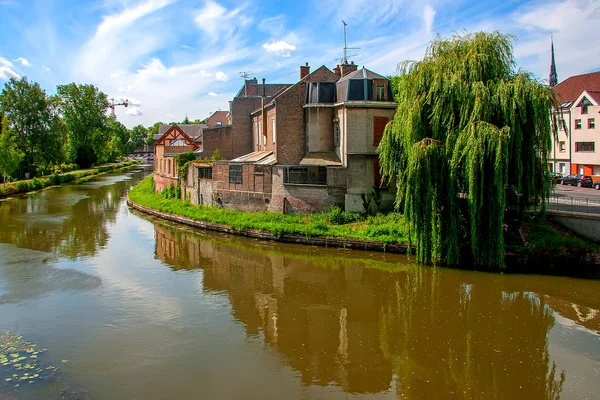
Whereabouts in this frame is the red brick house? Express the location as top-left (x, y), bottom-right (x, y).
top-left (154, 124), bottom-right (199, 191)
top-left (204, 110), bottom-right (230, 127)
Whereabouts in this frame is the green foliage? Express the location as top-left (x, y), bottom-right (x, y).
top-left (360, 187), bottom-right (383, 215)
top-left (378, 31), bottom-right (555, 269)
top-left (129, 125), bottom-right (148, 152)
top-left (162, 183), bottom-right (177, 199)
top-left (146, 122), bottom-right (162, 144)
top-left (211, 148), bottom-right (222, 161)
top-left (0, 77), bottom-right (65, 176)
top-left (56, 83), bottom-right (110, 167)
top-left (174, 152), bottom-right (196, 181)
top-left (130, 177), bottom-right (409, 244)
top-left (0, 115), bottom-right (23, 182)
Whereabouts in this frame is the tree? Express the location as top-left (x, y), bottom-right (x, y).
top-left (0, 77), bottom-right (57, 176)
top-left (378, 32), bottom-right (555, 269)
top-left (146, 122), bottom-right (162, 144)
top-left (0, 114), bottom-right (23, 183)
top-left (57, 83), bottom-right (109, 168)
top-left (182, 115), bottom-right (190, 124)
top-left (129, 124), bottom-right (148, 152)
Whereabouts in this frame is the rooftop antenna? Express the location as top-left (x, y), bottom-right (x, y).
top-left (108, 98), bottom-right (128, 118)
top-left (337, 20), bottom-right (360, 64)
top-left (239, 71), bottom-right (254, 80)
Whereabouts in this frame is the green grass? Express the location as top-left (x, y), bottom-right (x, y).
top-left (0, 161), bottom-right (140, 198)
top-left (128, 176), bottom-right (409, 244)
top-left (524, 217), bottom-right (596, 252)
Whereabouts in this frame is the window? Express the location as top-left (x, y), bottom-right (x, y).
top-left (168, 159), bottom-right (171, 175)
top-left (560, 119), bottom-right (567, 130)
top-left (582, 105), bottom-right (589, 114)
top-left (216, 121), bottom-right (222, 126)
top-left (229, 164), bottom-right (243, 184)
top-left (272, 118), bottom-right (276, 144)
top-left (589, 118), bottom-right (596, 129)
top-left (594, 166), bottom-right (600, 176)
top-left (374, 80), bottom-right (388, 101)
top-left (333, 119), bottom-right (340, 146)
top-left (197, 166), bottom-right (212, 179)
top-left (373, 116), bottom-right (388, 146)
top-left (575, 119), bottom-right (582, 129)
top-left (575, 142), bottom-right (595, 152)
top-left (559, 163), bottom-right (567, 174)
top-left (559, 141), bottom-right (566, 152)
top-left (283, 166), bottom-right (327, 185)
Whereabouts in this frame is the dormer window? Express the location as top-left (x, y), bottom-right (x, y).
top-left (374, 80), bottom-right (388, 101)
top-left (578, 97), bottom-right (592, 115)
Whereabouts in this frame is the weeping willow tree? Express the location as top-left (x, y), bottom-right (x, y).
top-left (378, 31), bottom-right (556, 269)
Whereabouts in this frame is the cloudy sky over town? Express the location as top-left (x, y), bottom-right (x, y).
top-left (1, 0), bottom-right (599, 127)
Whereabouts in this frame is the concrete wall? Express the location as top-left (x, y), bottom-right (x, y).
top-left (343, 108), bottom-right (395, 154)
top-left (551, 212), bottom-right (600, 242)
top-left (549, 109), bottom-right (571, 175)
top-left (306, 107), bottom-right (334, 152)
top-left (570, 101), bottom-right (600, 166)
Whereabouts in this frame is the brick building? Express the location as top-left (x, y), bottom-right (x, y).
top-left (181, 61), bottom-right (397, 214)
top-left (204, 110), bottom-right (230, 127)
top-left (154, 124), bottom-right (199, 191)
top-left (549, 71), bottom-right (600, 177)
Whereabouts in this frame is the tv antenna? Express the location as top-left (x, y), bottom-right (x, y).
top-left (239, 71), bottom-right (254, 80)
top-left (336, 20), bottom-right (360, 64)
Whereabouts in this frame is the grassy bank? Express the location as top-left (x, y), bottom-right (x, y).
top-left (128, 176), bottom-right (408, 244)
top-left (0, 161), bottom-right (141, 198)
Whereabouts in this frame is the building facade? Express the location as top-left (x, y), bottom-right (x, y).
top-left (549, 72), bottom-right (600, 177)
top-left (180, 62), bottom-right (397, 214)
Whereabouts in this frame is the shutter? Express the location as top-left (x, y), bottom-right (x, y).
top-left (374, 158), bottom-right (382, 187)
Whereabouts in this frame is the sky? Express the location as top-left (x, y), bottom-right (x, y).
top-left (0, 0), bottom-right (599, 128)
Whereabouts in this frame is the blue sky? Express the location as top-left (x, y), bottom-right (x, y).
top-left (1, 0), bottom-right (599, 128)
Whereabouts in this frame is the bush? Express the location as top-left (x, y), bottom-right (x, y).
top-left (326, 206), bottom-right (362, 225)
top-left (162, 183), bottom-right (177, 199)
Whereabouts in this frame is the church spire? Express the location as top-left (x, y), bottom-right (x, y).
top-left (549, 35), bottom-right (558, 87)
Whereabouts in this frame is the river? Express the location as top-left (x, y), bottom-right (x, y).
top-left (0, 166), bottom-right (598, 399)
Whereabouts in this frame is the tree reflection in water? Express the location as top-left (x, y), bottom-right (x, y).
top-left (153, 223), bottom-right (567, 400)
top-left (0, 168), bottom-right (151, 259)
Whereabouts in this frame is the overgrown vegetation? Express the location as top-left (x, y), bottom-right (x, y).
top-left (0, 161), bottom-right (139, 198)
top-left (130, 177), bottom-right (409, 244)
top-left (379, 31), bottom-right (556, 269)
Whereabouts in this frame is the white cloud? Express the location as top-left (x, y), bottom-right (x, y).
top-left (166, 113), bottom-right (175, 119)
top-left (215, 71), bottom-right (228, 81)
top-left (193, 1), bottom-right (250, 40)
top-left (510, 0), bottom-right (600, 80)
top-left (208, 91), bottom-right (218, 96)
top-left (126, 107), bottom-right (143, 116)
top-left (258, 15), bottom-right (286, 36)
top-left (423, 5), bottom-right (436, 35)
top-left (0, 57), bottom-right (20, 80)
top-left (14, 57), bottom-right (31, 67)
top-left (262, 40), bottom-right (297, 57)
top-left (41, 65), bottom-right (51, 71)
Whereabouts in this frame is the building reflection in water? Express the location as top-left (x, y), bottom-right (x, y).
top-left (154, 224), bottom-right (579, 399)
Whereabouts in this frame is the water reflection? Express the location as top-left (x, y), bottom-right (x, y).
top-left (0, 168), bottom-right (151, 259)
top-left (152, 223), bottom-right (590, 399)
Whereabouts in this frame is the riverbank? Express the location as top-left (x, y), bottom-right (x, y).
top-left (128, 176), bottom-right (600, 276)
top-left (0, 161), bottom-right (141, 199)
top-left (128, 177), bottom-right (410, 252)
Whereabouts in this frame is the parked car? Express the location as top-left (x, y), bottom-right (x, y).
top-left (559, 174), bottom-right (593, 187)
top-left (593, 180), bottom-right (600, 190)
top-left (549, 172), bottom-right (563, 184)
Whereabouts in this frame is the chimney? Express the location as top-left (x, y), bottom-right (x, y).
top-left (300, 62), bottom-right (310, 80)
top-left (340, 61), bottom-right (358, 77)
top-left (333, 64), bottom-right (341, 77)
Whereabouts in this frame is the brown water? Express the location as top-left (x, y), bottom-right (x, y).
top-left (0, 166), bottom-right (598, 400)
